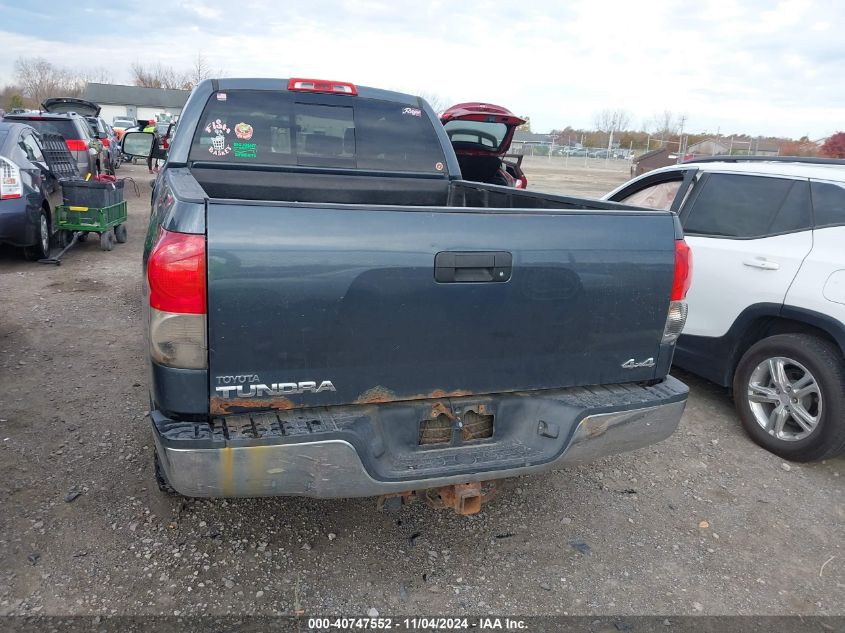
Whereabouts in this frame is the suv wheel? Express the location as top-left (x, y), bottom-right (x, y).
top-left (733, 334), bottom-right (845, 461)
top-left (23, 209), bottom-right (50, 261)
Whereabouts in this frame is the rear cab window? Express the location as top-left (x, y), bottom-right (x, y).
top-left (189, 90), bottom-right (447, 173)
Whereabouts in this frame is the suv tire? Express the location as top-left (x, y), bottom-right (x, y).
top-left (733, 333), bottom-right (845, 462)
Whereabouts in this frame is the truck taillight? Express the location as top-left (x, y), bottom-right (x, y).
top-left (0, 157), bottom-right (23, 199)
top-left (148, 229), bottom-right (207, 369)
top-left (671, 239), bottom-right (692, 301)
top-left (663, 239), bottom-right (692, 344)
top-left (287, 77), bottom-right (358, 95)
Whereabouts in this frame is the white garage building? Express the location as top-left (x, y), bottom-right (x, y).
top-left (81, 83), bottom-right (191, 124)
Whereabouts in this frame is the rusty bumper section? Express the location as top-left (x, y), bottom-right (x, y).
top-left (153, 376), bottom-right (687, 498)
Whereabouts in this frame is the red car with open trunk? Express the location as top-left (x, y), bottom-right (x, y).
top-left (440, 102), bottom-right (527, 188)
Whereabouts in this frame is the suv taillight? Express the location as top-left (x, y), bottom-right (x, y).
top-left (65, 139), bottom-right (89, 152)
top-left (0, 157), bottom-right (23, 199)
top-left (147, 228), bottom-right (207, 369)
top-left (663, 239), bottom-right (692, 344)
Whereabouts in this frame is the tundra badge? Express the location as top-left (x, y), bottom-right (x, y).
top-left (214, 379), bottom-right (336, 398)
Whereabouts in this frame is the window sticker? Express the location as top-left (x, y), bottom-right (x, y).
top-left (233, 142), bottom-right (257, 158)
top-left (216, 92), bottom-right (227, 101)
top-left (204, 119), bottom-right (232, 157)
top-left (402, 107), bottom-right (422, 117)
top-left (235, 122), bottom-right (254, 140)
top-left (435, 161), bottom-right (444, 171)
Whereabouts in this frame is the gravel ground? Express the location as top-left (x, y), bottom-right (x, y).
top-left (1, 162), bottom-right (843, 617)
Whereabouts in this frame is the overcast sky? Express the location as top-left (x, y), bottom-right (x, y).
top-left (1, 0), bottom-right (842, 138)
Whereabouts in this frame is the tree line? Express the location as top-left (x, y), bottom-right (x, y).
top-left (0, 54), bottom-right (219, 112)
top-left (547, 108), bottom-right (835, 157)
top-left (2, 59), bottom-right (842, 158)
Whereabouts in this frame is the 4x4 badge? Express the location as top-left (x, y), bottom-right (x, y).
top-left (622, 357), bottom-right (655, 369)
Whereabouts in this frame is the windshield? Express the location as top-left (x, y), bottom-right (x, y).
top-left (113, 119), bottom-right (134, 128)
top-left (189, 89), bottom-right (446, 173)
top-left (443, 120), bottom-right (509, 151)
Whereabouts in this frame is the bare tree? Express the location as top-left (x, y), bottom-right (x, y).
top-left (14, 57), bottom-right (80, 103)
top-left (649, 110), bottom-right (681, 143)
top-left (417, 91), bottom-right (451, 115)
top-left (131, 62), bottom-right (190, 90)
top-left (593, 109), bottom-right (631, 152)
top-left (594, 109), bottom-right (631, 134)
top-left (14, 57), bottom-right (115, 103)
top-left (79, 67), bottom-right (114, 85)
top-left (186, 52), bottom-right (219, 88)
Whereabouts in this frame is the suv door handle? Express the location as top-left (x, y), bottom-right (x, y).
top-left (743, 257), bottom-right (780, 271)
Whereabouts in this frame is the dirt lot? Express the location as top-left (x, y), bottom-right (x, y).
top-left (1, 161), bottom-right (843, 618)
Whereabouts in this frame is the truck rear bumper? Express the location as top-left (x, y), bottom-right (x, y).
top-left (152, 376), bottom-right (687, 498)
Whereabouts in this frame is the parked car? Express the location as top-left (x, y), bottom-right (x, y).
top-left (4, 99), bottom-right (105, 177)
top-left (440, 103), bottom-right (528, 188)
top-left (112, 118), bottom-right (135, 139)
top-left (0, 122), bottom-right (63, 260)
top-left (605, 156), bottom-right (845, 461)
top-left (121, 77), bottom-right (690, 510)
top-left (85, 116), bottom-right (121, 173)
top-left (39, 99), bottom-right (110, 172)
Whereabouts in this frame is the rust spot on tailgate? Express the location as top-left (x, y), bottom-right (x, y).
top-left (355, 386), bottom-right (474, 405)
top-left (212, 387), bottom-right (482, 414)
top-left (210, 397), bottom-right (296, 416)
top-left (428, 389), bottom-right (472, 399)
top-left (355, 386), bottom-right (399, 404)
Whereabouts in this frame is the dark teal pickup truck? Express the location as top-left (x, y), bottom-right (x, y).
top-left (122, 77), bottom-right (691, 513)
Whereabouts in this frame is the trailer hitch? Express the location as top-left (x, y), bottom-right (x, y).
top-left (377, 481), bottom-right (497, 516)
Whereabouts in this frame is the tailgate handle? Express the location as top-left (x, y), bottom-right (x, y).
top-left (435, 251), bottom-right (512, 283)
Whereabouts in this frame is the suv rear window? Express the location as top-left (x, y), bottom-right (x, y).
top-left (10, 118), bottom-right (82, 140)
top-left (190, 90), bottom-right (446, 173)
top-left (684, 174), bottom-right (811, 238)
top-left (810, 181), bottom-right (845, 228)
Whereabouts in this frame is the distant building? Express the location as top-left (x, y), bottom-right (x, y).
top-left (630, 147), bottom-right (681, 177)
top-left (749, 139), bottom-right (780, 156)
top-left (510, 131), bottom-right (554, 154)
top-left (82, 83), bottom-right (191, 124)
top-left (686, 138), bottom-right (730, 156)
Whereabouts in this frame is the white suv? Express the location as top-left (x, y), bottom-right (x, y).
top-left (605, 157), bottom-right (845, 461)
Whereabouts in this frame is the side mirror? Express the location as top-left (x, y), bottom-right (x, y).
top-left (122, 131), bottom-right (155, 158)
